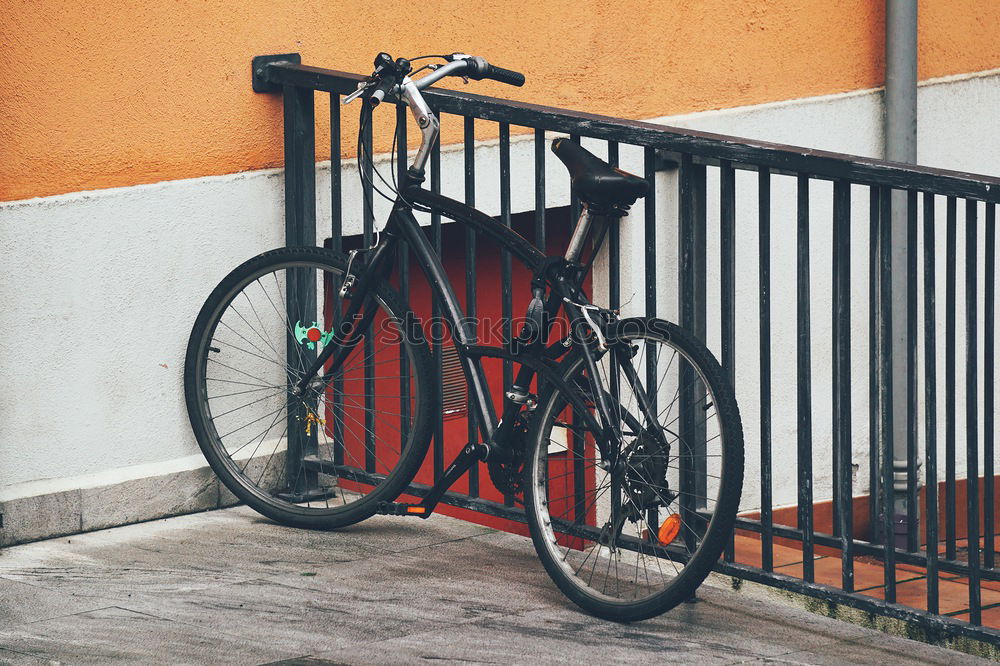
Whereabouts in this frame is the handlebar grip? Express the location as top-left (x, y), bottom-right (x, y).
top-left (463, 56), bottom-right (525, 87)
top-left (368, 76), bottom-right (396, 106)
top-left (483, 64), bottom-right (525, 87)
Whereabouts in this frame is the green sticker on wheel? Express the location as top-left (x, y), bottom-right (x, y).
top-left (294, 321), bottom-right (334, 350)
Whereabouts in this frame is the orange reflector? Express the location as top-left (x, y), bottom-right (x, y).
top-left (406, 506), bottom-right (427, 514)
top-left (657, 513), bottom-right (682, 545)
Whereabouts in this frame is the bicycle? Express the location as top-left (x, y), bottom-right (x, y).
top-left (184, 52), bottom-right (744, 622)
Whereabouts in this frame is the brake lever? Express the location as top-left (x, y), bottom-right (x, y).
top-left (343, 80), bottom-right (372, 105)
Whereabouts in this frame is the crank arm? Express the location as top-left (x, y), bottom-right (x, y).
top-left (376, 443), bottom-right (488, 519)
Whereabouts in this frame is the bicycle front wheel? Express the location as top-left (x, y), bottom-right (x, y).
top-left (184, 246), bottom-right (433, 529)
top-left (524, 317), bottom-right (744, 621)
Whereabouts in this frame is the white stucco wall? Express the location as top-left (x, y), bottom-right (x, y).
top-left (1, 70), bottom-right (997, 520)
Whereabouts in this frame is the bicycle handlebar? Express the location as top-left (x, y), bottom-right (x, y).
top-left (461, 56), bottom-right (525, 87)
top-left (365, 53), bottom-right (524, 106)
top-left (369, 76), bottom-right (397, 106)
top-left (353, 52), bottom-right (525, 175)
top-left (405, 53), bottom-right (525, 93)
top-left (484, 64), bottom-right (526, 86)
top-left (412, 59), bottom-right (469, 91)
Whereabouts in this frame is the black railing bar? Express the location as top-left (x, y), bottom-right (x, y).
top-left (758, 166), bottom-right (774, 573)
top-left (607, 141), bottom-right (620, 309)
top-left (984, 203), bottom-right (996, 571)
top-left (712, 561), bottom-right (1000, 645)
top-left (607, 140), bottom-right (622, 473)
top-left (641, 146), bottom-right (661, 544)
top-left (259, 62), bottom-right (1000, 202)
top-left (692, 162), bottom-right (708, 346)
top-left (732, 516), bottom-right (1000, 583)
top-left (720, 161), bottom-right (736, 382)
top-left (396, 103), bottom-right (411, 478)
top-left (833, 179), bottom-right (854, 592)
top-left (665, 151), bottom-right (861, 182)
top-left (678, 154), bottom-right (698, 556)
top-left (499, 121), bottom-right (514, 507)
top-left (923, 191), bottom-right (940, 614)
top-left (534, 128), bottom-right (546, 252)
top-left (330, 96), bottom-right (343, 243)
top-left (566, 133), bottom-right (586, 522)
top-left (720, 159), bottom-right (736, 564)
top-left (361, 104), bottom-right (376, 475)
top-left (430, 113), bottom-right (444, 481)
top-left (868, 188), bottom-right (881, 541)
top-left (669, 151), bottom-right (1000, 193)
top-left (831, 178), bottom-right (842, 537)
top-left (336, 471), bottom-right (529, 524)
top-left (942, 601), bottom-right (1000, 619)
top-left (964, 199), bottom-right (982, 625)
top-left (569, 134), bottom-right (581, 226)
top-left (878, 184), bottom-right (897, 603)
top-left (906, 190), bottom-right (920, 554)
top-left (692, 163), bottom-right (709, 508)
top-left (281, 80), bottom-right (319, 494)
top-left (330, 93), bottom-right (347, 467)
top-left (643, 146), bottom-right (657, 320)
top-left (464, 114), bottom-right (479, 499)
top-left (796, 175), bottom-right (815, 584)
top-left (945, 197), bottom-right (958, 561)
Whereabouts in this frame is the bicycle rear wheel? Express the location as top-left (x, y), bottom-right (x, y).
top-left (184, 246), bottom-right (433, 529)
top-left (524, 317), bottom-right (744, 621)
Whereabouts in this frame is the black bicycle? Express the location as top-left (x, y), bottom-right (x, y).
top-left (185, 52), bottom-right (744, 622)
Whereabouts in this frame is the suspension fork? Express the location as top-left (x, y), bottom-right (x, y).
top-left (293, 232), bottom-right (398, 394)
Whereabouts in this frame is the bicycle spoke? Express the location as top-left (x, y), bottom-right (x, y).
top-left (190, 253), bottom-right (430, 526)
top-left (528, 322), bottom-right (740, 615)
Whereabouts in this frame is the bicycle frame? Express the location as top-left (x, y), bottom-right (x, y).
top-left (285, 63), bottom-right (667, 512)
top-left (292, 173), bottom-right (637, 514)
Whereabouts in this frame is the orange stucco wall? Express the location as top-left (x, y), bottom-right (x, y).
top-left (2, 0), bottom-right (998, 202)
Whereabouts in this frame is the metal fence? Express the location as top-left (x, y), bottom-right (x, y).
top-left (252, 55), bottom-right (1000, 644)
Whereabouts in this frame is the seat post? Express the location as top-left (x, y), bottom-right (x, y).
top-left (564, 206), bottom-right (594, 262)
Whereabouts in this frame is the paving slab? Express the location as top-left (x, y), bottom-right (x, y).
top-left (0, 606), bottom-right (288, 665)
top-left (0, 505), bottom-right (987, 665)
top-left (0, 576), bottom-right (111, 627)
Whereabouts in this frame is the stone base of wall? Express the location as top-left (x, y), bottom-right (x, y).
top-left (702, 572), bottom-right (1000, 660)
top-left (0, 465), bottom-right (240, 547)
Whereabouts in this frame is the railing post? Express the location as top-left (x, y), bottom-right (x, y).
top-left (282, 82), bottom-right (318, 497)
top-left (283, 84), bottom-right (316, 247)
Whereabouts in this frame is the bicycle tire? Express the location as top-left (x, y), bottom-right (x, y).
top-left (185, 246), bottom-right (434, 529)
top-left (523, 317), bottom-right (744, 621)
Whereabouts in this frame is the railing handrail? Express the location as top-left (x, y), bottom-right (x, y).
top-left (260, 61), bottom-right (1000, 203)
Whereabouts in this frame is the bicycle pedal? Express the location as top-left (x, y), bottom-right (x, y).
top-left (375, 501), bottom-right (430, 517)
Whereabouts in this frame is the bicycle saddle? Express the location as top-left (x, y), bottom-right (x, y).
top-left (551, 138), bottom-right (650, 207)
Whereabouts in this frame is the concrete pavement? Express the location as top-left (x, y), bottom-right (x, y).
top-left (0, 506), bottom-right (987, 664)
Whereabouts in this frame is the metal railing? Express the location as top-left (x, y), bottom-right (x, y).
top-left (252, 55), bottom-right (1000, 645)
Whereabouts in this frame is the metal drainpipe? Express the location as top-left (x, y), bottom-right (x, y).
top-left (884, 0), bottom-right (918, 549)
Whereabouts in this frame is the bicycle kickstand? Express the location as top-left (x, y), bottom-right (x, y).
top-left (376, 442), bottom-right (489, 518)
